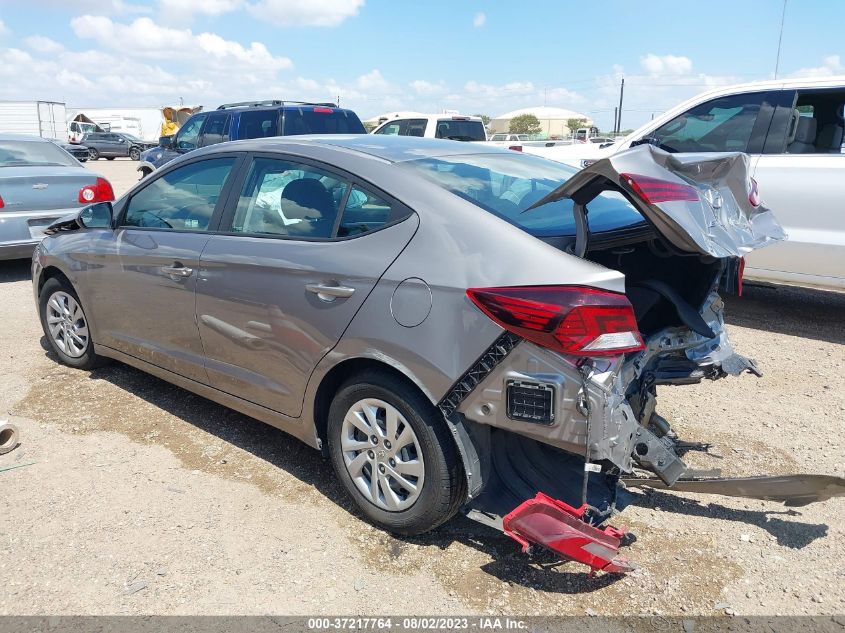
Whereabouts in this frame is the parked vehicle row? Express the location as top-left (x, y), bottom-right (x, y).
top-left (137, 100), bottom-right (366, 177)
top-left (34, 134), bottom-right (836, 575)
top-left (526, 75), bottom-right (845, 291)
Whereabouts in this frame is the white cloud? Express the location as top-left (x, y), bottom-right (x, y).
top-left (24, 35), bottom-right (64, 54)
top-left (25, 0), bottom-right (151, 14)
top-left (640, 53), bottom-right (693, 76)
top-left (157, 0), bottom-right (245, 25)
top-left (410, 80), bottom-right (446, 96)
top-left (789, 54), bottom-right (844, 78)
top-left (473, 12), bottom-right (486, 28)
top-left (0, 20), bottom-right (9, 38)
top-left (71, 16), bottom-right (293, 72)
top-left (247, 0), bottom-right (364, 27)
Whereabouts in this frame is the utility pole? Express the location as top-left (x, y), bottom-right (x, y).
top-left (613, 106), bottom-right (618, 135)
top-left (774, 0), bottom-right (787, 78)
top-left (616, 76), bottom-right (624, 134)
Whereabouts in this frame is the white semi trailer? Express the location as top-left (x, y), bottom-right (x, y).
top-left (0, 101), bottom-right (67, 140)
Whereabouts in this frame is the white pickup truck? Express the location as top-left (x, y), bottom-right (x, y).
top-left (525, 76), bottom-right (845, 292)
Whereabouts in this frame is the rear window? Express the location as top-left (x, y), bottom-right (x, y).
top-left (398, 152), bottom-right (644, 236)
top-left (434, 119), bottom-right (486, 142)
top-left (282, 108), bottom-right (366, 135)
top-left (0, 140), bottom-right (78, 167)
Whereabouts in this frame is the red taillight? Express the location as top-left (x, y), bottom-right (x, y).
top-left (620, 173), bottom-right (699, 204)
top-left (0, 194), bottom-right (4, 209)
top-left (78, 177), bottom-right (115, 204)
top-left (748, 177), bottom-right (761, 207)
top-left (508, 145), bottom-right (523, 152)
top-left (312, 107), bottom-right (333, 113)
top-left (466, 286), bottom-right (644, 357)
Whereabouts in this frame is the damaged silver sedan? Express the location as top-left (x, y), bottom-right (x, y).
top-left (31, 135), bottom-right (843, 574)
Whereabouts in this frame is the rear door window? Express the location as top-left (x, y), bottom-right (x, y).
top-left (238, 109), bottom-right (280, 139)
top-left (282, 108), bottom-right (366, 135)
top-left (434, 119), bottom-right (486, 141)
top-left (651, 92), bottom-right (772, 153)
top-left (123, 157), bottom-right (236, 231)
top-left (229, 157), bottom-right (348, 239)
top-left (406, 119), bottom-right (427, 137)
top-left (784, 88), bottom-right (845, 154)
top-left (338, 186), bottom-right (412, 237)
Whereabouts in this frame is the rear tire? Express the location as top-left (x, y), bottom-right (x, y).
top-left (39, 277), bottom-right (107, 370)
top-left (129, 147), bottom-right (141, 161)
top-left (327, 371), bottom-right (466, 536)
top-left (88, 148), bottom-right (99, 160)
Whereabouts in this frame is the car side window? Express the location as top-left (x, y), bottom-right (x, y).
top-left (123, 157), bottom-right (236, 231)
top-left (229, 157), bottom-right (348, 239)
top-left (338, 186), bottom-right (412, 237)
top-left (406, 119), bottom-right (427, 137)
top-left (374, 120), bottom-right (406, 135)
top-left (652, 92), bottom-right (769, 152)
top-left (200, 113), bottom-right (230, 147)
top-left (238, 109), bottom-right (279, 139)
top-left (784, 89), bottom-right (845, 154)
top-left (175, 115), bottom-right (206, 151)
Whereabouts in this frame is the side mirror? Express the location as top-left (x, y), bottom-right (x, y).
top-left (78, 202), bottom-right (114, 229)
top-left (159, 135), bottom-right (174, 148)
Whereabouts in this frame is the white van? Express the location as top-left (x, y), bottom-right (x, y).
top-left (371, 114), bottom-right (487, 141)
top-left (526, 76), bottom-right (845, 291)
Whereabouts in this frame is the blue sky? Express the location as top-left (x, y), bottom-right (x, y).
top-left (0, 0), bottom-right (841, 129)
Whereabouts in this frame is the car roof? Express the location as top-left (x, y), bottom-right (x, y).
top-left (0, 134), bottom-right (53, 142)
top-left (202, 134), bottom-right (507, 163)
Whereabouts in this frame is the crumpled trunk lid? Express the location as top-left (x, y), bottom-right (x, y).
top-left (533, 144), bottom-right (786, 258)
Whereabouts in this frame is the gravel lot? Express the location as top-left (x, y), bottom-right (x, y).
top-left (1, 160), bottom-right (843, 616)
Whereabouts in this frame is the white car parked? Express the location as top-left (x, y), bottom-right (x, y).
top-left (526, 76), bottom-right (845, 291)
top-left (371, 114), bottom-right (487, 142)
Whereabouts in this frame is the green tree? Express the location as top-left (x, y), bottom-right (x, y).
top-left (473, 113), bottom-right (491, 127)
top-left (509, 113), bottom-right (542, 135)
top-left (566, 118), bottom-right (588, 133)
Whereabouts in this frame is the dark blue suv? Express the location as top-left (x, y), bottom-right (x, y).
top-left (138, 100), bottom-right (366, 177)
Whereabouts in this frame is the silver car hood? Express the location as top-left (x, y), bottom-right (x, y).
top-left (533, 145), bottom-right (786, 258)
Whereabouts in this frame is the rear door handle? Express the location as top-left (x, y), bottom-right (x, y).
top-left (162, 265), bottom-right (194, 279)
top-left (305, 282), bottom-right (355, 301)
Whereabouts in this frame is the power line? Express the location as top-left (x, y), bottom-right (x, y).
top-left (774, 0), bottom-right (788, 78)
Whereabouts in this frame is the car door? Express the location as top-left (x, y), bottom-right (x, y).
top-left (101, 134), bottom-right (121, 157)
top-left (373, 120), bottom-right (408, 136)
top-left (195, 154), bottom-right (418, 416)
top-left (90, 154), bottom-right (242, 382)
top-left (747, 87), bottom-right (845, 289)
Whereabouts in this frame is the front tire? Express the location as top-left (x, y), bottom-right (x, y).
top-left (88, 148), bottom-right (99, 160)
top-left (39, 277), bottom-right (106, 370)
top-left (129, 147), bottom-right (141, 161)
top-left (327, 371), bottom-right (466, 535)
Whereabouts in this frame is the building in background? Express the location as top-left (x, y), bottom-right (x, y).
top-left (490, 106), bottom-right (593, 138)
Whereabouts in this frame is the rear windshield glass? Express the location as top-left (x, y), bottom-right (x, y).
top-left (398, 152), bottom-right (644, 236)
top-left (434, 119), bottom-right (487, 141)
top-left (0, 140), bottom-right (78, 167)
top-left (282, 108), bottom-right (366, 135)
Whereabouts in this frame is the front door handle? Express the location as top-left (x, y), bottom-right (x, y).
top-left (305, 282), bottom-right (355, 301)
top-left (162, 264), bottom-right (194, 280)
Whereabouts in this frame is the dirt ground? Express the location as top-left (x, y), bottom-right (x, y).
top-left (1, 160), bottom-right (843, 616)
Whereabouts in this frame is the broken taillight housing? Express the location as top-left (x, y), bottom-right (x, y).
top-left (748, 177), bottom-right (761, 207)
top-left (78, 177), bottom-right (115, 204)
top-left (466, 285), bottom-right (644, 357)
top-left (620, 173), bottom-right (699, 204)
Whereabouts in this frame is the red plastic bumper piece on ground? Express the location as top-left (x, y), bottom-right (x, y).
top-left (502, 492), bottom-right (634, 574)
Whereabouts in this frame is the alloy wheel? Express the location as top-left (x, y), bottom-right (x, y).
top-left (45, 291), bottom-right (89, 358)
top-left (340, 398), bottom-right (425, 511)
